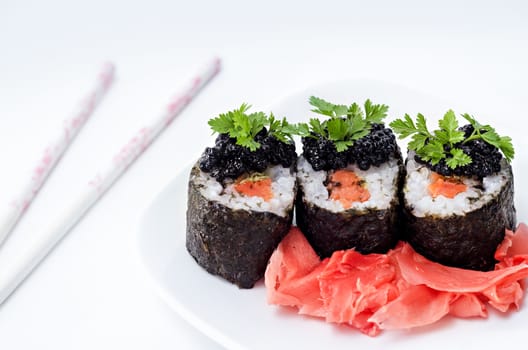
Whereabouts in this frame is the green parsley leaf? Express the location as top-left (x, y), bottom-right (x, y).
top-left (334, 140), bottom-right (354, 152)
top-left (347, 102), bottom-right (364, 119)
top-left (438, 110), bottom-right (458, 133)
top-left (408, 133), bottom-right (428, 151)
top-left (327, 118), bottom-right (348, 142)
top-left (436, 110), bottom-right (465, 145)
top-left (416, 113), bottom-right (429, 134)
top-left (347, 115), bottom-right (368, 137)
top-left (250, 112), bottom-right (267, 135)
top-left (461, 113), bottom-right (483, 130)
top-left (268, 113), bottom-right (280, 132)
top-left (364, 99), bottom-right (389, 124)
top-left (389, 114), bottom-right (418, 139)
top-left (499, 136), bottom-right (515, 161)
top-left (208, 104), bottom-right (303, 151)
top-left (309, 96), bottom-right (335, 116)
top-left (268, 113), bottom-right (297, 143)
top-left (480, 129), bottom-right (501, 147)
top-left (420, 140), bottom-right (445, 165)
top-left (305, 96), bottom-right (390, 151)
top-left (237, 136), bottom-right (260, 152)
top-left (309, 118), bottom-right (326, 136)
top-left (480, 131), bottom-right (515, 161)
top-left (446, 148), bottom-right (472, 169)
top-left (333, 104), bottom-right (349, 117)
top-left (309, 96), bottom-right (348, 118)
top-left (208, 113), bottom-right (233, 134)
top-left (227, 108), bottom-right (267, 151)
top-left (294, 122), bottom-right (311, 137)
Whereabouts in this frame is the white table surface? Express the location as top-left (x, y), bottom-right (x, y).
top-left (1, 0), bottom-right (527, 348)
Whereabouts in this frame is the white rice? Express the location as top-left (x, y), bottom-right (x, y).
top-left (296, 156), bottom-right (400, 213)
top-left (193, 165), bottom-right (295, 217)
top-left (404, 153), bottom-right (508, 217)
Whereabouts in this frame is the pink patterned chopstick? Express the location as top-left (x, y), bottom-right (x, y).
top-left (0, 58), bottom-right (221, 305)
top-left (0, 63), bottom-right (115, 246)
top-left (90, 57), bottom-right (221, 194)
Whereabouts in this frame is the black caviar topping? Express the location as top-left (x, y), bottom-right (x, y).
top-left (199, 128), bottom-right (296, 182)
top-left (302, 136), bottom-right (348, 171)
top-left (302, 123), bottom-right (400, 171)
top-left (415, 124), bottom-right (503, 178)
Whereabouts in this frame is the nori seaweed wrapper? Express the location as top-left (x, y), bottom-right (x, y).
top-left (186, 163), bottom-right (294, 288)
top-left (402, 163), bottom-right (516, 271)
top-left (295, 161), bottom-right (404, 258)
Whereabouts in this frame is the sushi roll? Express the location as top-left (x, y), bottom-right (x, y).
top-left (186, 104), bottom-right (298, 288)
top-left (295, 97), bottom-right (404, 258)
top-left (391, 111), bottom-right (516, 271)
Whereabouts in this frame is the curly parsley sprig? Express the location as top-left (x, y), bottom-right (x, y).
top-left (208, 104), bottom-right (301, 151)
top-left (390, 110), bottom-right (514, 169)
top-left (297, 96), bottom-right (389, 152)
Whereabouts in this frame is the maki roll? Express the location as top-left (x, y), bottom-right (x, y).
top-left (295, 97), bottom-right (404, 258)
top-left (391, 111), bottom-right (516, 271)
top-left (186, 104), bottom-right (298, 288)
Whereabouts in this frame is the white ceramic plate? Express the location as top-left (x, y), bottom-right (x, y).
top-left (137, 80), bottom-right (527, 349)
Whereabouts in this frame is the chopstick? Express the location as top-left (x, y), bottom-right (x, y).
top-left (0, 58), bottom-right (221, 305)
top-left (0, 63), bottom-right (115, 247)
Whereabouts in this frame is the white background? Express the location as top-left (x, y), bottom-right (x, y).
top-left (0, 0), bottom-right (527, 348)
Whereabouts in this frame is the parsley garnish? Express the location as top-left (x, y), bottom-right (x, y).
top-left (462, 113), bottom-right (514, 161)
top-left (390, 110), bottom-right (514, 169)
top-left (299, 96), bottom-right (389, 152)
top-left (268, 113), bottom-right (298, 144)
top-left (208, 104), bottom-right (299, 151)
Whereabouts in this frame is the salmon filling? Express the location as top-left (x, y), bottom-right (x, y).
top-left (234, 173), bottom-right (273, 201)
top-left (327, 169), bottom-right (370, 209)
top-left (428, 172), bottom-right (467, 199)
